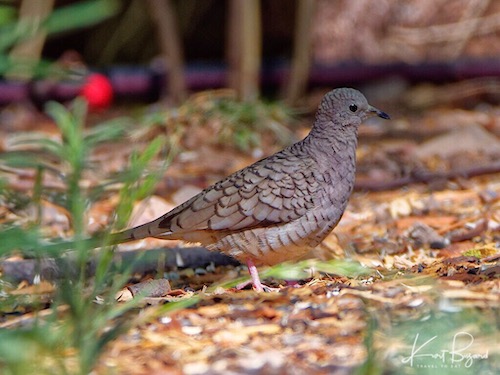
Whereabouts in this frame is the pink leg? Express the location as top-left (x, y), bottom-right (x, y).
top-left (236, 259), bottom-right (264, 292)
top-left (246, 259), bottom-right (264, 292)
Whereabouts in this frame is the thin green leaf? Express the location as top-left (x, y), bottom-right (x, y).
top-left (314, 259), bottom-right (372, 277)
top-left (9, 137), bottom-right (64, 158)
top-left (84, 118), bottom-right (132, 146)
top-left (0, 151), bottom-right (61, 173)
top-left (44, 0), bottom-right (121, 35)
top-left (0, 226), bottom-right (41, 256)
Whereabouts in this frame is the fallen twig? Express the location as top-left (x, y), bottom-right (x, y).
top-left (355, 161), bottom-right (500, 191)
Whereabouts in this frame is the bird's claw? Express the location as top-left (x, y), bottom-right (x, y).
top-left (235, 279), bottom-right (280, 293)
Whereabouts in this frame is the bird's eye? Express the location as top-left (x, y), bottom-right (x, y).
top-left (349, 104), bottom-right (358, 112)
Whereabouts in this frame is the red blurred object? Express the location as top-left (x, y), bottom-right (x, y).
top-left (80, 73), bottom-right (113, 111)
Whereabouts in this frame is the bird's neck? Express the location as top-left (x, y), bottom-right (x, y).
top-left (304, 121), bottom-right (359, 162)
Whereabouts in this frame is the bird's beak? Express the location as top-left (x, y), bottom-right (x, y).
top-left (368, 105), bottom-right (390, 120)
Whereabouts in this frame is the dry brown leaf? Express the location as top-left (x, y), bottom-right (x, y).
top-left (9, 280), bottom-right (56, 295)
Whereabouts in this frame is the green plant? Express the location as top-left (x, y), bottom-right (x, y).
top-left (0, 99), bottom-right (171, 374)
top-left (168, 91), bottom-right (297, 152)
top-left (211, 98), bottom-right (295, 150)
top-left (0, 0), bottom-right (121, 78)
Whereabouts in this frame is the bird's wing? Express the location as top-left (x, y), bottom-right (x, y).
top-left (153, 152), bottom-right (318, 235)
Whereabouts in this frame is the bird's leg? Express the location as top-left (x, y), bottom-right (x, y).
top-left (246, 259), bottom-right (265, 292)
top-left (236, 259), bottom-right (264, 292)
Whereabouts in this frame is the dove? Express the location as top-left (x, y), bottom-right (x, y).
top-left (108, 88), bottom-right (390, 291)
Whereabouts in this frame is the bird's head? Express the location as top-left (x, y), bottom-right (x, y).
top-left (317, 88), bottom-right (390, 128)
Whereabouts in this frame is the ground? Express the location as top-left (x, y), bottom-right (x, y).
top-left (0, 85), bottom-right (499, 374)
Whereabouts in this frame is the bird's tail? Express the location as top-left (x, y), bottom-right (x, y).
top-left (38, 230), bottom-right (132, 254)
top-left (40, 217), bottom-right (172, 253)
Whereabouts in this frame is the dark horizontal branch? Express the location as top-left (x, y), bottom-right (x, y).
top-left (1, 247), bottom-right (238, 284)
top-left (355, 161), bottom-right (500, 191)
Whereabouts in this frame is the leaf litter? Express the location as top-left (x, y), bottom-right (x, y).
top-left (0, 89), bottom-right (499, 374)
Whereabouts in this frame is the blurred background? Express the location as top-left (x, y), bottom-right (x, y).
top-left (0, 2), bottom-right (499, 374)
top-left (0, 0), bottom-right (499, 107)
top-left (2, 0), bottom-right (500, 195)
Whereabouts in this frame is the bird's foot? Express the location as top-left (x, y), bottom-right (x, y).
top-left (285, 280), bottom-right (301, 288)
top-left (236, 259), bottom-right (280, 292)
top-left (235, 279), bottom-right (279, 293)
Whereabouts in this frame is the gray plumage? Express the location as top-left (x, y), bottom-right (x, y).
top-left (114, 88), bottom-right (389, 290)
